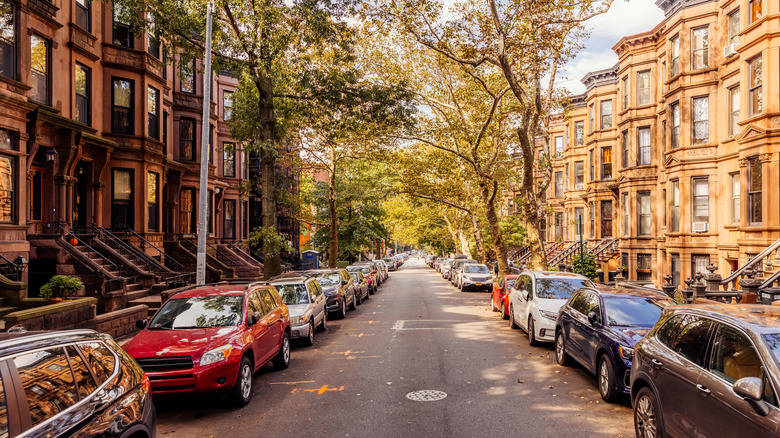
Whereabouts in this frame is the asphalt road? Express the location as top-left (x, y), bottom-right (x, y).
top-left (154, 259), bottom-right (634, 438)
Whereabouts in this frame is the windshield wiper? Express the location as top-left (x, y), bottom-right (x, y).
top-left (148, 325), bottom-right (172, 330)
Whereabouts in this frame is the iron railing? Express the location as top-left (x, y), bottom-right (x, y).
top-left (124, 228), bottom-right (186, 272)
top-left (93, 227), bottom-right (170, 276)
top-left (59, 226), bottom-right (123, 277)
top-left (721, 238), bottom-right (780, 291)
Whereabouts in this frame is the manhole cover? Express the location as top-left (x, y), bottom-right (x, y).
top-left (406, 390), bottom-right (448, 402)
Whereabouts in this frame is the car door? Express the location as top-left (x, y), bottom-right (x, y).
top-left (508, 276), bottom-right (525, 321)
top-left (493, 276), bottom-right (505, 308)
top-left (649, 313), bottom-right (713, 437)
top-left (308, 281), bottom-right (325, 326)
top-left (696, 323), bottom-right (780, 438)
top-left (246, 291), bottom-right (273, 366)
top-left (564, 291), bottom-right (591, 364)
top-left (261, 289), bottom-right (284, 349)
top-left (519, 275), bottom-right (535, 331)
top-left (578, 292), bottom-right (603, 372)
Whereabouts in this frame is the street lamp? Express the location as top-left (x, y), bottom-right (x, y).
top-left (44, 148), bottom-right (57, 164)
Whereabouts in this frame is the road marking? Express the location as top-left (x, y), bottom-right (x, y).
top-left (305, 385), bottom-right (344, 394)
top-left (290, 388), bottom-right (298, 394)
top-left (269, 381), bottom-right (315, 385)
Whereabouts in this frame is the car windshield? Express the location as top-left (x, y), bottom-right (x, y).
top-left (350, 273), bottom-right (361, 282)
top-left (148, 295), bottom-right (244, 329)
top-left (348, 266), bottom-right (371, 275)
top-left (383, 259), bottom-right (393, 263)
top-left (275, 284), bottom-right (310, 305)
top-left (536, 278), bottom-right (593, 299)
top-left (603, 296), bottom-right (669, 327)
top-left (506, 278), bottom-right (517, 288)
top-left (464, 265), bottom-right (489, 274)
top-left (316, 273), bottom-right (341, 286)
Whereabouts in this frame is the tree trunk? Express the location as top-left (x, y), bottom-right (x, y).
top-left (470, 213), bottom-right (487, 263)
top-left (258, 77), bottom-right (281, 279)
top-left (479, 180), bottom-right (509, 275)
top-left (443, 215), bottom-right (459, 256)
top-left (328, 156), bottom-right (338, 268)
top-left (517, 128), bottom-right (548, 270)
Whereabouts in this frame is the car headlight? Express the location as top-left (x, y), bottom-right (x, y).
top-left (619, 345), bottom-right (634, 360)
top-left (538, 310), bottom-right (558, 321)
top-left (291, 315), bottom-right (307, 325)
top-left (200, 344), bottom-right (233, 366)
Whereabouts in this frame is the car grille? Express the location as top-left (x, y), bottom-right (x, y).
top-left (135, 356), bottom-right (194, 372)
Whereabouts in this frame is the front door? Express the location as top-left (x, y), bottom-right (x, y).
top-left (73, 164), bottom-right (88, 231)
top-left (601, 200), bottom-right (612, 238)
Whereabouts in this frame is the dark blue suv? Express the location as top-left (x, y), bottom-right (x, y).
top-left (554, 286), bottom-right (672, 402)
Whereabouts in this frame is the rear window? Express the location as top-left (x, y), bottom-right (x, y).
top-left (78, 342), bottom-right (117, 385)
top-left (14, 348), bottom-right (79, 428)
top-left (536, 278), bottom-right (593, 299)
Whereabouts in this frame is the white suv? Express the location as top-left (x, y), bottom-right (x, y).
top-left (507, 271), bottom-right (593, 345)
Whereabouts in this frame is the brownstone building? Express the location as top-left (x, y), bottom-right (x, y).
top-left (0, 0), bottom-right (296, 312)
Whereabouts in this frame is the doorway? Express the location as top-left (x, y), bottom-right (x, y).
top-left (601, 200), bottom-right (613, 238)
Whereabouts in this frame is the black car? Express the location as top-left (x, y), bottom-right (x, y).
top-left (555, 286), bottom-right (672, 402)
top-left (305, 268), bottom-right (356, 318)
top-left (0, 329), bottom-right (155, 437)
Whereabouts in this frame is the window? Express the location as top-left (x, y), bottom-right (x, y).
top-left (14, 348), bottom-right (80, 428)
top-left (566, 210), bottom-right (570, 240)
top-left (671, 254), bottom-right (680, 287)
top-left (111, 169), bottom-right (133, 230)
top-left (75, 0), bottom-right (90, 31)
top-left (670, 103), bottom-right (680, 149)
top-left (179, 118), bottom-right (195, 161)
top-left (749, 56), bottom-right (762, 116)
top-left (589, 204), bottom-right (594, 238)
top-left (728, 10), bottom-right (740, 45)
top-left (0, 146), bottom-right (14, 223)
top-left (565, 163), bottom-right (569, 190)
top-left (78, 342), bottom-right (116, 385)
top-left (750, 0), bottom-right (762, 23)
top-left (30, 35), bottom-right (49, 105)
top-left (622, 193), bottom-right (629, 236)
top-left (564, 125), bottom-right (569, 150)
top-left (207, 189), bottom-right (213, 234)
top-left (692, 178), bottom-right (709, 228)
top-left (147, 172), bottom-right (158, 231)
top-left (600, 100), bottom-right (612, 129)
top-left (180, 188), bottom-right (195, 234)
top-left (637, 71), bottom-right (651, 105)
top-left (147, 86), bottom-right (159, 140)
top-left (748, 156), bottom-right (762, 224)
top-left (622, 76), bottom-right (629, 110)
top-left (111, 78), bottom-right (133, 134)
top-left (574, 207), bottom-right (584, 239)
top-left (147, 14), bottom-right (159, 58)
top-left (662, 189), bottom-right (667, 227)
top-left (671, 179), bottom-right (680, 232)
top-left (223, 91), bottom-right (233, 121)
top-left (670, 35), bottom-right (680, 77)
top-left (180, 59), bottom-right (195, 93)
top-left (0, 0), bottom-right (15, 79)
top-left (638, 191), bottom-right (651, 236)
top-left (665, 315), bottom-right (713, 365)
top-left (691, 27), bottom-right (709, 70)
top-left (574, 161), bottom-right (584, 190)
top-left (224, 199), bottom-right (235, 239)
top-left (574, 121), bottom-right (584, 146)
top-left (637, 253), bottom-right (652, 281)
top-left (554, 171), bottom-right (563, 198)
top-left (622, 130), bottom-right (629, 168)
top-left (588, 104), bottom-right (594, 133)
top-left (709, 325), bottom-right (768, 394)
top-left (638, 127), bottom-right (651, 165)
top-left (112, 5), bottom-right (133, 48)
top-left (730, 172), bottom-right (740, 224)
top-left (589, 150), bottom-right (594, 181)
top-left (729, 86), bottom-right (740, 137)
top-left (692, 254), bottom-right (710, 277)
top-left (692, 96), bottom-right (709, 144)
top-left (65, 345), bottom-right (98, 399)
top-left (162, 111), bottom-right (168, 153)
top-left (223, 142), bottom-right (235, 177)
top-left (554, 136), bottom-right (563, 155)
top-left (554, 212), bottom-right (563, 240)
top-left (601, 147), bottom-right (612, 180)
top-left (75, 63), bottom-right (90, 125)
top-left (208, 124), bottom-right (213, 165)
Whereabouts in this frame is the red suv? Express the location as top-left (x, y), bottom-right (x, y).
top-left (124, 283), bottom-right (291, 407)
top-left (491, 274), bottom-right (518, 319)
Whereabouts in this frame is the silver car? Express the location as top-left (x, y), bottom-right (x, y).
top-left (270, 277), bottom-right (327, 347)
top-left (374, 260), bottom-right (389, 281)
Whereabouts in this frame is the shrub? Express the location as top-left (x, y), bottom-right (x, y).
top-left (39, 275), bottom-right (84, 300)
top-left (335, 260), bottom-right (350, 269)
top-left (571, 252), bottom-right (598, 280)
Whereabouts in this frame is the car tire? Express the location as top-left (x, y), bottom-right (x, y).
top-left (230, 356), bottom-right (253, 407)
top-left (319, 311), bottom-right (328, 331)
top-left (369, 284), bottom-right (375, 295)
top-left (349, 292), bottom-right (357, 310)
top-left (509, 305), bottom-right (519, 329)
top-left (528, 317), bottom-right (538, 346)
top-left (340, 300), bottom-right (347, 319)
top-left (555, 330), bottom-right (571, 366)
top-left (501, 301), bottom-right (509, 320)
top-left (598, 355), bottom-right (620, 403)
top-left (302, 322), bottom-right (315, 347)
top-left (357, 290), bottom-right (363, 305)
top-left (634, 387), bottom-right (664, 438)
top-left (273, 333), bottom-right (291, 370)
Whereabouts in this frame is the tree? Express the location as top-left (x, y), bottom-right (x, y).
top-left (572, 252), bottom-right (598, 280)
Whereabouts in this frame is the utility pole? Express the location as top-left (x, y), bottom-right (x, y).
top-left (196, 2), bottom-right (214, 285)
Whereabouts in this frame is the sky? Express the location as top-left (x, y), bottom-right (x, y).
top-left (558, 0), bottom-right (665, 95)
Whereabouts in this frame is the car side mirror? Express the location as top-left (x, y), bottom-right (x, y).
top-left (136, 319), bottom-right (147, 329)
top-left (342, 280), bottom-right (348, 286)
top-left (248, 312), bottom-right (260, 326)
top-left (588, 311), bottom-right (599, 326)
top-left (734, 377), bottom-right (770, 416)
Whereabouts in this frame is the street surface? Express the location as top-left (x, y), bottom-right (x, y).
top-left (154, 259), bottom-right (633, 437)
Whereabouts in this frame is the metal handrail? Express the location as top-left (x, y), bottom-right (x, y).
top-left (93, 226), bottom-right (168, 275)
top-left (59, 226), bottom-right (123, 277)
top-left (722, 237), bottom-right (780, 289)
top-left (165, 272), bottom-right (196, 288)
top-left (227, 242), bottom-right (264, 264)
top-left (124, 228), bottom-right (185, 271)
top-left (177, 233), bottom-right (220, 254)
top-left (549, 240), bottom-right (588, 266)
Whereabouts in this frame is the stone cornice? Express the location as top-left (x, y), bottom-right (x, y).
top-left (655, 0), bottom-right (716, 19)
top-left (581, 64), bottom-right (619, 91)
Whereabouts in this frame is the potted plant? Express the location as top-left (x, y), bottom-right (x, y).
top-left (39, 275), bottom-right (84, 303)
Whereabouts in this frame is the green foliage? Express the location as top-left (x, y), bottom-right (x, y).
top-left (335, 261), bottom-right (350, 269)
top-left (39, 275), bottom-right (84, 300)
top-left (246, 226), bottom-right (293, 257)
top-left (571, 252), bottom-right (598, 280)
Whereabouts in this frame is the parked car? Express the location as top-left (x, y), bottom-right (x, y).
top-left (374, 260), bottom-right (389, 281)
top-left (306, 268), bottom-right (357, 316)
top-left (440, 259), bottom-right (453, 277)
top-left (348, 263), bottom-right (378, 293)
top-left (0, 329), bottom-right (156, 437)
top-left (631, 303), bottom-right (780, 438)
top-left (383, 258), bottom-right (397, 271)
top-left (349, 271), bottom-right (370, 303)
top-left (270, 277), bottom-right (328, 347)
top-left (450, 259), bottom-right (477, 283)
top-left (125, 283), bottom-right (291, 407)
top-left (492, 274), bottom-right (519, 319)
top-left (507, 271), bottom-right (593, 345)
top-left (554, 286), bottom-right (672, 402)
top-left (458, 263), bottom-right (493, 292)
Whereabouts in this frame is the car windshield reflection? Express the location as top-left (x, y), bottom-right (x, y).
top-left (536, 279), bottom-right (593, 299)
top-left (603, 296), bottom-right (669, 327)
top-left (464, 265), bottom-right (489, 274)
top-left (316, 273), bottom-right (341, 286)
top-left (276, 284), bottom-right (310, 305)
top-left (148, 295), bottom-right (244, 329)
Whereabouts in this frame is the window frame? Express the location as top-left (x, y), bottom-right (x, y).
top-left (638, 191), bottom-right (651, 236)
top-left (179, 117), bottom-right (196, 162)
top-left (730, 172), bottom-right (740, 225)
top-left (112, 5), bottom-right (133, 49)
top-left (638, 126), bottom-right (651, 166)
top-left (180, 59), bottom-right (196, 94)
top-left (622, 192), bottom-right (629, 237)
top-left (622, 130), bottom-right (629, 168)
top-left (622, 76), bottom-right (629, 110)
top-left (223, 142), bottom-right (235, 178)
top-left (223, 198), bottom-right (236, 240)
top-left (601, 147), bottom-right (612, 180)
top-left (670, 179), bottom-right (680, 232)
top-left (690, 26), bottom-right (709, 70)
top-left (574, 121), bottom-right (584, 146)
top-left (728, 9), bottom-right (740, 45)
top-left (147, 171), bottom-right (159, 231)
top-left (749, 55), bottom-right (762, 116)
top-left (729, 86), bottom-right (740, 138)
top-left (29, 34), bottom-right (50, 105)
top-left (670, 103), bottom-right (680, 149)
top-left (0, 0), bottom-right (15, 80)
top-left (637, 70), bottom-right (651, 106)
top-left (691, 177), bottom-right (709, 228)
top-left (146, 85), bottom-right (159, 140)
top-left (691, 95), bottom-right (709, 145)
top-left (75, 0), bottom-right (90, 32)
top-left (223, 91), bottom-right (233, 121)
top-left (749, 0), bottom-right (762, 24)
top-left (670, 35), bottom-right (680, 77)
top-left (600, 100), bottom-right (612, 130)
top-left (574, 161), bottom-right (584, 190)
top-left (110, 77), bottom-right (134, 135)
top-left (75, 62), bottom-right (90, 126)
top-left (748, 156), bottom-right (762, 225)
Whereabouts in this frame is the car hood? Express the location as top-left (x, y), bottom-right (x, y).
top-left (611, 326), bottom-right (652, 345)
top-left (125, 326), bottom-right (242, 358)
top-left (322, 286), bottom-right (339, 296)
top-left (286, 304), bottom-right (310, 317)
top-left (536, 298), bottom-right (569, 313)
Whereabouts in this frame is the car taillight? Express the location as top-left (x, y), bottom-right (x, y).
top-left (141, 374), bottom-right (152, 395)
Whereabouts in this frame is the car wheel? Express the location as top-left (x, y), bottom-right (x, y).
top-left (509, 305), bottom-right (519, 329)
top-left (319, 311), bottom-right (328, 331)
top-left (491, 296), bottom-right (498, 312)
top-left (369, 284), bottom-right (375, 295)
top-left (598, 355), bottom-right (620, 403)
top-left (500, 301), bottom-right (509, 320)
top-left (230, 356), bottom-right (253, 407)
top-left (273, 333), bottom-right (291, 370)
top-left (555, 330), bottom-right (571, 366)
top-left (634, 387), bottom-right (664, 438)
top-left (528, 317), bottom-right (538, 346)
top-left (302, 322), bottom-right (315, 347)
top-left (357, 290), bottom-right (363, 305)
top-left (340, 300), bottom-right (347, 319)
top-left (348, 291), bottom-right (357, 310)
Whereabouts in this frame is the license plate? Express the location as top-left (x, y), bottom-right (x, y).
top-left (476, 283), bottom-right (482, 286)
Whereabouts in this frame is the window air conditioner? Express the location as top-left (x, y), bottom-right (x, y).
top-left (692, 222), bottom-right (709, 233)
top-left (723, 43), bottom-right (738, 58)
